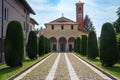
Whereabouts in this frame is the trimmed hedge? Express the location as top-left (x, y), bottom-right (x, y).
top-left (87, 31), bottom-right (98, 59)
top-left (4, 20), bottom-right (24, 67)
top-left (81, 35), bottom-right (87, 56)
top-left (27, 31), bottom-right (38, 59)
top-left (100, 22), bottom-right (118, 67)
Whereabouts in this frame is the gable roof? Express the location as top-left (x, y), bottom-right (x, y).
top-left (30, 17), bottom-right (39, 25)
top-left (19, 0), bottom-right (35, 15)
top-left (45, 16), bottom-right (79, 25)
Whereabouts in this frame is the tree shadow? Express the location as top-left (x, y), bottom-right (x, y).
top-left (0, 66), bottom-right (21, 75)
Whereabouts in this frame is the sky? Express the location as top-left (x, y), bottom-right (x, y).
top-left (27, 0), bottom-right (120, 37)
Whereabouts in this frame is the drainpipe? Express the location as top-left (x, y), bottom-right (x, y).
top-left (0, 0), bottom-right (4, 63)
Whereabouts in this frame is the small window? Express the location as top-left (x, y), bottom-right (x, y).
top-left (24, 22), bottom-right (26, 31)
top-left (61, 25), bottom-right (64, 30)
top-left (4, 8), bottom-right (8, 20)
top-left (71, 25), bottom-right (74, 30)
top-left (24, 8), bottom-right (26, 13)
top-left (52, 25), bottom-right (54, 30)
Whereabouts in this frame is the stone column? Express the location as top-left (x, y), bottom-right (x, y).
top-left (66, 39), bottom-right (68, 52)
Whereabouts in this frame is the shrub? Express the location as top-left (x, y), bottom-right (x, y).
top-left (27, 31), bottom-right (38, 59)
top-left (39, 35), bottom-right (45, 55)
top-left (4, 20), bottom-right (24, 67)
top-left (81, 35), bottom-right (87, 56)
top-left (100, 22), bottom-right (118, 67)
top-left (87, 31), bottom-right (98, 59)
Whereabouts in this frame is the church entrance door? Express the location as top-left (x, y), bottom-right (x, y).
top-left (59, 37), bottom-right (66, 52)
top-left (60, 43), bottom-right (65, 52)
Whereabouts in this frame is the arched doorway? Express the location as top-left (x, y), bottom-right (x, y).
top-left (68, 37), bottom-right (75, 52)
top-left (59, 37), bottom-right (67, 52)
top-left (50, 37), bottom-right (57, 52)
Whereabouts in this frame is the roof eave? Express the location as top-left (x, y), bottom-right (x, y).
top-left (20, 0), bottom-right (35, 15)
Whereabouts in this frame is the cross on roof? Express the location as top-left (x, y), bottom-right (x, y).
top-left (62, 13), bottom-right (64, 17)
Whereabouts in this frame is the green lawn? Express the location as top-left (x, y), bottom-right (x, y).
top-left (76, 53), bottom-right (120, 79)
top-left (0, 53), bottom-right (51, 80)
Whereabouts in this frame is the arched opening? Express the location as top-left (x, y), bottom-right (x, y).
top-left (50, 37), bottom-right (57, 52)
top-left (68, 37), bottom-right (75, 52)
top-left (59, 37), bottom-right (67, 52)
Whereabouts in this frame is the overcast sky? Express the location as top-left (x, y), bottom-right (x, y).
top-left (28, 0), bottom-right (120, 37)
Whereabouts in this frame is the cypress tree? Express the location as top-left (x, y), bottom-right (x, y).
top-left (27, 31), bottom-right (38, 59)
top-left (74, 39), bottom-right (77, 52)
top-left (87, 31), bottom-right (98, 59)
top-left (100, 22), bottom-right (118, 67)
top-left (39, 35), bottom-right (45, 55)
top-left (76, 37), bottom-right (81, 53)
top-left (4, 21), bottom-right (24, 67)
top-left (81, 35), bottom-right (87, 56)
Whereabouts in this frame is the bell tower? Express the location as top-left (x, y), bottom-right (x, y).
top-left (76, 1), bottom-right (84, 31)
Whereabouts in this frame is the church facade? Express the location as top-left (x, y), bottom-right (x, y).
top-left (39, 1), bottom-right (87, 52)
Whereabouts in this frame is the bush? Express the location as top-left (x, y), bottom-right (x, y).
top-left (39, 35), bottom-right (45, 55)
top-left (100, 22), bottom-right (118, 67)
top-left (81, 35), bottom-right (87, 56)
top-left (87, 31), bottom-right (98, 59)
top-left (27, 31), bottom-right (38, 59)
top-left (76, 37), bottom-right (81, 53)
top-left (4, 20), bottom-right (24, 67)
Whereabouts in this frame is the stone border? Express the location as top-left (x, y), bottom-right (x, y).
top-left (9, 53), bottom-right (52, 80)
top-left (74, 53), bottom-right (119, 80)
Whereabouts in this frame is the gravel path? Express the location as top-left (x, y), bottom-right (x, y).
top-left (67, 53), bottom-right (104, 80)
top-left (20, 53), bottom-right (110, 80)
top-left (54, 53), bottom-right (70, 80)
top-left (22, 53), bottom-right (59, 80)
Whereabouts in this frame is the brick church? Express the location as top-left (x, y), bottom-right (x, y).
top-left (39, 1), bottom-right (87, 52)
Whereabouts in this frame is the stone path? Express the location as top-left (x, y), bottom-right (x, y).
top-left (19, 53), bottom-right (112, 80)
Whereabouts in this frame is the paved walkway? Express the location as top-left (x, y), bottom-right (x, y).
top-left (17, 53), bottom-right (111, 80)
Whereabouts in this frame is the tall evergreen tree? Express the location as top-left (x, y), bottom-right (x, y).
top-left (76, 37), bottom-right (81, 54)
top-left (74, 39), bottom-right (77, 52)
top-left (100, 22), bottom-right (118, 67)
top-left (81, 35), bottom-right (87, 56)
top-left (27, 31), bottom-right (38, 59)
top-left (84, 14), bottom-right (95, 32)
top-left (4, 21), bottom-right (24, 67)
top-left (39, 35), bottom-right (45, 55)
top-left (87, 31), bottom-right (98, 59)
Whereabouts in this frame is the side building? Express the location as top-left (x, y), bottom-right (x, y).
top-left (0, 0), bottom-right (36, 63)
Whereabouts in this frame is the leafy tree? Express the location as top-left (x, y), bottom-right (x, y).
top-left (27, 31), bottom-right (38, 59)
top-left (84, 14), bottom-right (95, 32)
top-left (117, 7), bottom-right (120, 17)
top-left (100, 22), bottom-right (118, 67)
top-left (4, 21), bottom-right (24, 67)
top-left (81, 35), bottom-right (87, 56)
top-left (113, 7), bottom-right (120, 33)
top-left (87, 31), bottom-right (98, 59)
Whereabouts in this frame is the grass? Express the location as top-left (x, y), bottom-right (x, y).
top-left (76, 53), bottom-right (120, 79)
top-left (0, 53), bottom-right (50, 80)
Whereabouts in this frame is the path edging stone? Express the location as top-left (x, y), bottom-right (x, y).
top-left (9, 53), bottom-right (52, 80)
top-left (74, 53), bottom-right (119, 80)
